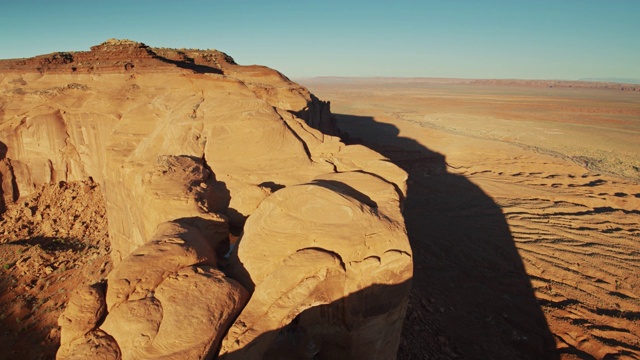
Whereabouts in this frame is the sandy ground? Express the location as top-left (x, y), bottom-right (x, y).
top-left (0, 180), bottom-right (112, 359)
top-left (303, 78), bottom-right (640, 359)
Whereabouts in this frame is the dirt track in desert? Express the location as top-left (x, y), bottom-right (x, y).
top-left (304, 78), bottom-right (640, 359)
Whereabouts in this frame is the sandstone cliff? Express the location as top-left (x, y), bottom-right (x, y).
top-left (0, 40), bottom-right (412, 359)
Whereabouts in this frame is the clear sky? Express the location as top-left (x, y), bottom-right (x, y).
top-left (1, 0), bottom-right (638, 80)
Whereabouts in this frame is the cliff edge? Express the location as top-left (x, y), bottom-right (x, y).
top-left (0, 40), bottom-right (412, 359)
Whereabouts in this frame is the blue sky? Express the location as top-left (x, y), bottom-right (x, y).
top-left (1, 1), bottom-right (638, 79)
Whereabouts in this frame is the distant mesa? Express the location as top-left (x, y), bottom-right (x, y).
top-left (0, 40), bottom-right (412, 359)
top-left (302, 76), bottom-right (640, 91)
top-left (579, 77), bottom-right (640, 85)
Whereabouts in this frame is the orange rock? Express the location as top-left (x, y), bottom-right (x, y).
top-left (3, 40), bottom-right (411, 359)
top-left (221, 174), bottom-right (412, 359)
top-left (57, 283), bottom-right (106, 345)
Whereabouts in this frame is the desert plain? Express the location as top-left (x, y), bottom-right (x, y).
top-left (303, 77), bottom-right (640, 359)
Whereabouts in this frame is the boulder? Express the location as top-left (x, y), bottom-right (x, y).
top-left (57, 283), bottom-right (107, 346)
top-left (58, 221), bottom-right (249, 360)
top-left (221, 173), bottom-right (412, 359)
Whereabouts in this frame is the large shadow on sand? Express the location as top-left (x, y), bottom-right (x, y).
top-left (336, 114), bottom-right (558, 359)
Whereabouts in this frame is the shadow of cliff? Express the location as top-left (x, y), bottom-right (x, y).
top-left (153, 53), bottom-right (223, 74)
top-left (8, 236), bottom-right (87, 253)
top-left (334, 114), bottom-right (558, 360)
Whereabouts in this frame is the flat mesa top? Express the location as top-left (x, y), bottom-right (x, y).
top-left (0, 39), bottom-right (237, 75)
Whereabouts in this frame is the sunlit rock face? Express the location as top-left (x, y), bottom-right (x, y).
top-left (0, 39), bottom-right (412, 359)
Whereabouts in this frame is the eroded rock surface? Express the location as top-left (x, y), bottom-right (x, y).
top-left (221, 172), bottom-right (412, 359)
top-left (0, 40), bottom-right (412, 359)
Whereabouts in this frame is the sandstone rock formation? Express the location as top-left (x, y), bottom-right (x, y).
top-left (220, 172), bottom-right (412, 359)
top-left (0, 39), bottom-right (411, 359)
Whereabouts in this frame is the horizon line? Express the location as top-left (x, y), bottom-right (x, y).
top-left (294, 76), bottom-right (640, 85)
